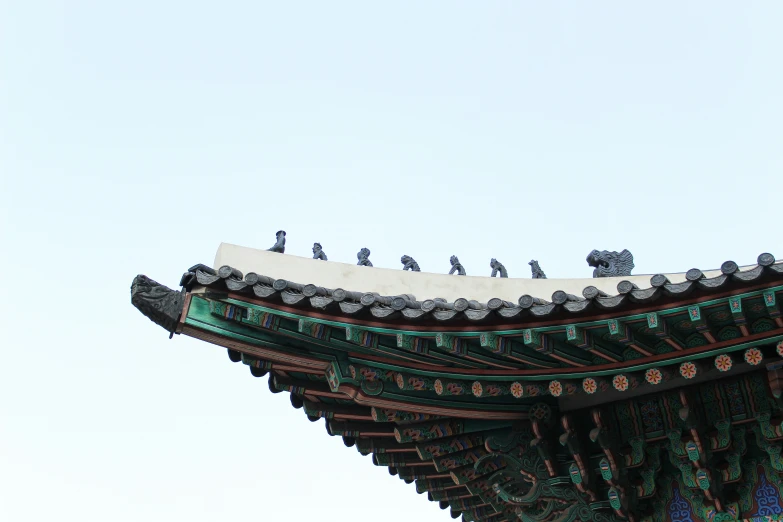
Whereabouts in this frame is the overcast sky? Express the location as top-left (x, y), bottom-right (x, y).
top-left (2, 2), bottom-right (782, 521)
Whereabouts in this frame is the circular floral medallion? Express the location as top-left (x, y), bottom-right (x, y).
top-left (612, 374), bottom-right (629, 391)
top-left (645, 368), bottom-right (663, 385)
top-left (744, 347), bottom-right (763, 366)
top-left (548, 380), bottom-right (563, 397)
top-left (510, 382), bottom-right (524, 398)
top-left (529, 402), bottom-right (552, 421)
top-left (777, 340), bottom-right (783, 357)
top-left (396, 373), bottom-right (405, 389)
top-left (471, 381), bottom-right (483, 397)
top-left (715, 354), bottom-right (733, 372)
top-left (433, 379), bottom-right (444, 395)
top-left (680, 361), bottom-right (697, 379)
top-left (582, 378), bottom-right (598, 394)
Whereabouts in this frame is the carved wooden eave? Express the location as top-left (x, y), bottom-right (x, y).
top-left (130, 244), bottom-right (783, 522)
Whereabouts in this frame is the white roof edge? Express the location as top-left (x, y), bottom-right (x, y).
top-left (213, 243), bottom-right (755, 303)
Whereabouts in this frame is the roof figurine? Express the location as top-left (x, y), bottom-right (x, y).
top-left (490, 258), bottom-right (508, 278)
top-left (448, 255), bottom-right (466, 276)
top-left (587, 249), bottom-right (634, 278)
top-left (173, 250), bottom-right (781, 322)
top-left (400, 255), bottom-right (420, 272)
top-left (357, 248), bottom-right (373, 267)
top-left (267, 230), bottom-right (286, 253)
top-left (312, 243), bottom-right (327, 261)
top-left (529, 260), bottom-right (547, 279)
top-left (131, 274), bottom-right (185, 336)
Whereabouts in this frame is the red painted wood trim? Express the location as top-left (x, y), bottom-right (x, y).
top-left (175, 293), bottom-right (193, 334)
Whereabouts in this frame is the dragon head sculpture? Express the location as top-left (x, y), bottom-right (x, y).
top-left (130, 275), bottom-right (185, 335)
top-left (586, 249), bottom-right (635, 278)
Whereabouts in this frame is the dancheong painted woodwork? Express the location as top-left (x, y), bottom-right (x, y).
top-left (131, 242), bottom-right (783, 522)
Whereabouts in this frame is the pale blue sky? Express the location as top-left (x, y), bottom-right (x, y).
top-left (1, 2), bottom-right (781, 521)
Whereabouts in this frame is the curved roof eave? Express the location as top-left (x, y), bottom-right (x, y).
top-left (202, 243), bottom-right (782, 325)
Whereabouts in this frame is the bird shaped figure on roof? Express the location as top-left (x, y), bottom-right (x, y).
top-left (268, 230), bottom-right (286, 253)
top-left (401, 255), bottom-right (420, 272)
top-left (449, 255), bottom-right (466, 276)
top-left (357, 248), bottom-right (373, 267)
top-left (312, 243), bottom-right (327, 261)
top-left (529, 260), bottom-right (547, 279)
top-left (490, 258), bottom-right (508, 278)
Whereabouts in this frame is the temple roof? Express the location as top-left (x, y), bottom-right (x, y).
top-left (201, 243), bottom-right (782, 324)
top-left (131, 243), bottom-right (783, 522)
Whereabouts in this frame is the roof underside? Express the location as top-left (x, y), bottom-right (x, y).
top-left (130, 247), bottom-right (783, 522)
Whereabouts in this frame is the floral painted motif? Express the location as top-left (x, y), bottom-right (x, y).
top-left (582, 378), bottom-right (598, 394)
top-left (639, 399), bottom-right (664, 433)
top-left (396, 373), bottom-right (405, 389)
top-left (753, 468), bottom-right (783, 516)
top-left (529, 402), bottom-right (552, 421)
top-left (408, 377), bottom-right (428, 391)
top-left (445, 382), bottom-right (465, 395)
top-left (613, 374), bottom-right (629, 392)
top-left (483, 384), bottom-right (503, 397)
top-left (549, 380), bottom-right (563, 397)
top-left (777, 340), bottom-right (783, 357)
top-left (645, 368), bottom-right (663, 385)
top-left (510, 382), bottom-right (524, 398)
top-left (526, 384), bottom-right (541, 397)
top-left (359, 367), bottom-right (385, 381)
top-left (608, 320), bottom-right (618, 335)
top-left (724, 381), bottom-right (746, 417)
top-left (680, 361), bottom-right (697, 379)
top-left (434, 379), bottom-right (444, 395)
top-left (745, 347), bottom-right (763, 366)
top-left (471, 381), bottom-right (483, 397)
top-left (715, 354), bottom-right (733, 372)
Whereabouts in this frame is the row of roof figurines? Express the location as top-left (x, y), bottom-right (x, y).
top-left (265, 230), bottom-right (636, 279)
